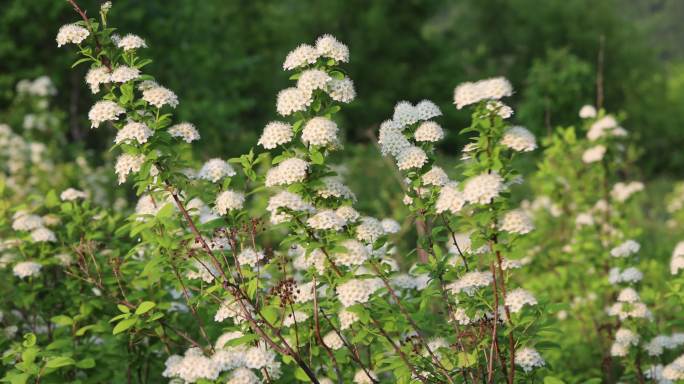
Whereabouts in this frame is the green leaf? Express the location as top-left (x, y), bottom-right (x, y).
top-left (45, 356), bottom-right (75, 368)
top-left (117, 304), bottom-right (131, 314)
top-left (294, 367), bottom-right (312, 382)
top-left (135, 301), bottom-right (156, 315)
top-left (310, 148), bottom-right (324, 165)
top-left (21, 333), bottom-right (36, 347)
top-left (112, 318), bottom-right (137, 335)
top-left (76, 358), bottom-right (95, 369)
top-left (544, 377), bottom-right (566, 384)
top-left (50, 315), bottom-right (73, 326)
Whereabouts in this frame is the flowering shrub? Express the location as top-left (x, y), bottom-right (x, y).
top-left (0, 2), bottom-right (682, 384)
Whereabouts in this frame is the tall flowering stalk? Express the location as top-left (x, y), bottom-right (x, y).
top-left (377, 78), bottom-right (546, 383)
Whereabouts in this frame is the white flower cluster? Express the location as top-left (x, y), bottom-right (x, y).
top-left (671, 241), bottom-right (684, 275)
top-left (515, 347), bottom-right (545, 372)
top-left (463, 172), bottom-right (504, 204)
top-left (334, 240), bottom-right (369, 267)
top-left (587, 115), bottom-right (627, 141)
top-left (579, 105), bottom-right (597, 119)
top-left (56, 23), bottom-right (89, 47)
top-left (644, 333), bottom-right (684, 356)
top-left (355, 217), bottom-right (385, 244)
top-left (12, 212), bottom-right (43, 231)
top-left (114, 122), bottom-right (153, 145)
top-left (435, 183), bottom-right (466, 214)
top-left (85, 67), bottom-right (111, 93)
top-left (336, 279), bottom-right (381, 307)
top-left (327, 77), bottom-right (356, 103)
top-left (610, 239), bottom-right (640, 258)
top-left (12, 261), bottom-right (42, 279)
top-left (610, 181), bottom-right (644, 202)
top-left (110, 66), bottom-right (140, 83)
top-left (500, 209), bottom-right (535, 235)
top-left (582, 144), bottom-right (606, 163)
top-left (60, 188), bottom-right (87, 201)
top-left (610, 328), bottom-right (640, 357)
top-left (88, 100), bottom-right (125, 128)
top-left (453, 77), bottom-right (513, 109)
top-left (504, 288), bottom-right (537, 313)
top-left (116, 34), bottom-right (147, 51)
top-left (162, 349), bottom-right (220, 383)
top-left (663, 355), bottom-right (684, 381)
top-left (608, 267), bottom-right (643, 284)
top-left (316, 178), bottom-right (356, 201)
top-left (143, 85), bottom-right (179, 108)
top-left (447, 271), bottom-right (492, 296)
top-left (169, 122), bottom-right (200, 143)
top-left (237, 248), bottom-right (265, 268)
top-left (307, 210), bottom-right (346, 231)
top-left (266, 191), bottom-right (315, 224)
top-left (114, 153), bottom-right (145, 184)
top-left (301, 117), bottom-right (338, 147)
top-left (258, 121), bottom-right (293, 149)
top-left (214, 190), bottom-right (245, 214)
top-left (198, 158), bottom-right (235, 183)
top-left (265, 158), bottom-right (309, 187)
top-left (500, 126), bottom-right (537, 152)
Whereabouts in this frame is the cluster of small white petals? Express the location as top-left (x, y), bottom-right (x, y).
top-left (579, 105), bottom-right (597, 119)
top-left (422, 166), bottom-right (449, 187)
top-left (301, 117), bottom-right (338, 146)
top-left (378, 123), bottom-right (411, 157)
top-left (587, 115), bottom-right (619, 141)
top-left (198, 158), bottom-right (235, 183)
top-left (500, 209), bottom-right (535, 234)
top-left (323, 331), bottom-right (344, 350)
top-left (608, 267), bottom-right (643, 284)
top-left (265, 158), bottom-right (309, 187)
top-left (396, 146), bottom-right (428, 170)
top-left (672, 241), bottom-right (684, 275)
top-left (355, 217), bottom-right (385, 243)
top-left (258, 121), bottom-right (293, 149)
top-left (393, 101), bottom-right (420, 127)
top-left (337, 279), bottom-right (372, 307)
top-left (31, 227), bottom-right (56, 243)
top-left (617, 287), bottom-right (640, 303)
top-left (56, 24), bottom-right (89, 47)
top-left (515, 347), bottom-right (545, 372)
top-left (327, 77), bottom-right (356, 103)
top-left (582, 144), bottom-right (606, 163)
top-left (88, 100), bottom-right (125, 128)
top-left (214, 190), bottom-right (245, 214)
top-left (336, 206), bottom-right (360, 223)
top-left (162, 350), bottom-right (220, 383)
top-left (226, 367), bottom-right (259, 384)
top-left (12, 213), bottom-right (43, 231)
top-left (293, 281), bottom-right (316, 303)
top-left (415, 100), bottom-right (442, 120)
top-left (110, 66), bottom-right (140, 83)
top-left (453, 77), bottom-right (513, 109)
top-left (317, 178), bottom-right (355, 200)
top-left (143, 86), bottom-right (179, 108)
top-left (114, 122), bottom-right (153, 145)
top-left (611, 181), bottom-right (644, 202)
top-left (169, 122), bottom-right (200, 143)
top-left (187, 259), bottom-right (218, 283)
top-left (276, 87), bottom-right (312, 116)
top-left (607, 301), bottom-right (652, 321)
top-left (307, 210), bottom-right (346, 231)
top-left (611, 328), bottom-right (640, 357)
top-left (381, 218), bottom-right (400, 234)
top-left (504, 288), bottom-right (537, 313)
top-left (214, 299), bottom-right (252, 323)
top-left (414, 121), bottom-right (444, 142)
top-left (663, 355), bottom-right (684, 381)
top-left (297, 69), bottom-right (331, 96)
top-left (282, 311), bottom-right (309, 327)
top-left (486, 100), bottom-right (514, 119)
top-left (266, 191), bottom-right (315, 224)
top-left (463, 173), bottom-right (504, 204)
top-left (339, 309), bottom-right (359, 330)
top-left (116, 34), bottom-right (147, 51)
top-left (12, 261), bottom-right (42, 278)
top-left (85, 67), bottom-right (111, 93)
top-left (447, 271), bottom-right (493, 296)
top-left (114, 153), bottom-right (145, 184)
top-left (315, 34), bottom-right (349, 62)
top-left (353, 369), bottom-right (377, 384)
top-left (283, 44), bottom-right (319, 70)
top-left (575, 212), bottom-right (595, 227)
top-left (610, 240), bottom-right (640, 258)
top-left (60, 188), bottom-right (87, 201)
top-left (501, 126), bottom-right (537, 152)
top-left (335, 240), bottom-right (369, 267)
top-left (644, 334), bottom-right (684, 356)
top-left (436, 184), bottom-right (466, 214)
top-left (237, 248), bottom-right (265, 268)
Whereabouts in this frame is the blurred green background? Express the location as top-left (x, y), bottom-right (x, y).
top-left (2, 0), bottom-right (684, 175)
